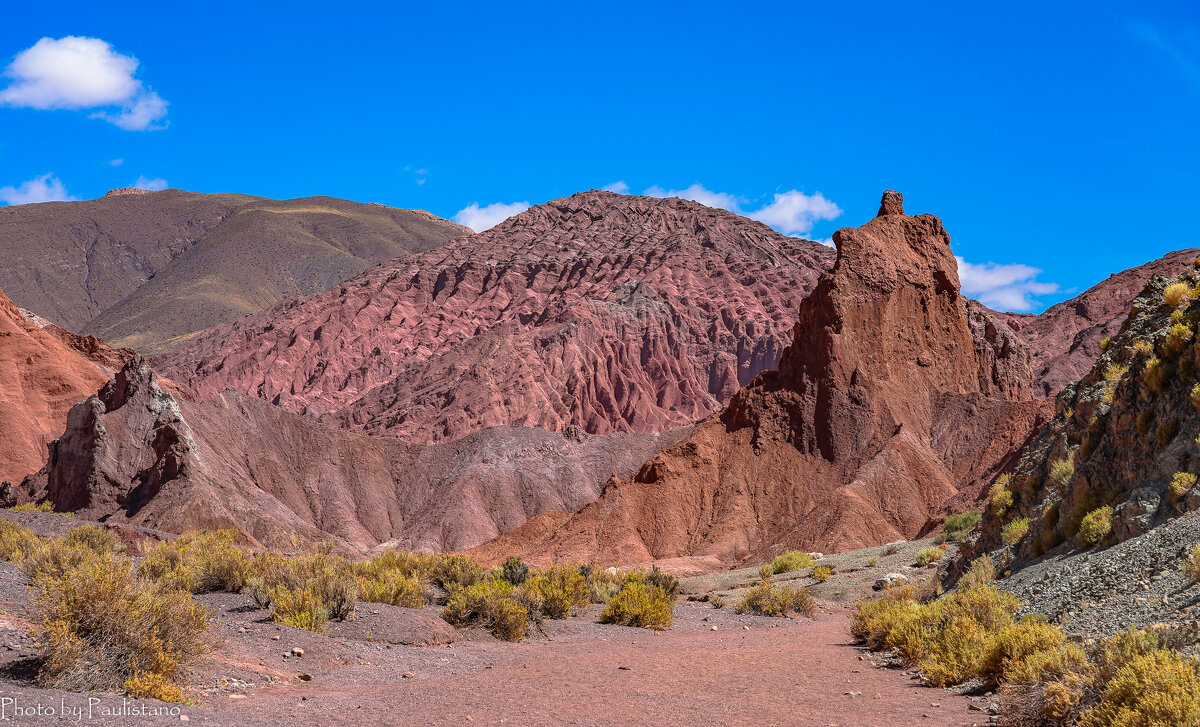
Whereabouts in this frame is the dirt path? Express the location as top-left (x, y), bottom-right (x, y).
top-left (203, 609), bottom-right (979, 727)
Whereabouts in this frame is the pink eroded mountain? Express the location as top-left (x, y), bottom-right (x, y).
top-left (156, 191), bottom-right (836, 442)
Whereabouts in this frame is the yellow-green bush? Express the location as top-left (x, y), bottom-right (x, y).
top-left (1164, 322), bottom-right (1195, 357)
top-left (1078, 506), bottom-right (1114, 547)
top-left (1145, 357), bottom-right (1167, 394)
top-left (1101, 336), bottom-right (1112, 351)
top-left (599, 581), bottom-right (675, 630)
top-left (938, 510), bottom-right (981, 543)
top-left (1172, 472), bottom-right (1198, 501)
top-left (1048, 455), bottom-right (1075, 491)
top-left (138, 530), bottom-right (250, 594)
top-left (1078, 649), bottom-right (1200, 727)
top-left (246, 550), bottom-right (356, 621)
top-left (990, 481), bottom-right (1015, 516)
top-left (356, 570), bottom-right (426, 608)
top-left (735, 580), bottom-right (816, 618)
top-left (12, 501), bottom-right (54, 512)
top-left (521, 564), bottom-right (590, 619)
top-left (65, 524), bottom-right (125, 555)
top-left (915, 547), bottom-right (944, 567)
top-left (812, 564), bottom-right (834, 581)
top-left (0, 519), bottom-right (41, 562)
top-left (428, 553), bottom-right (484, 590)
top-left (771, 550), bottom-right (815, 574)
top-left (33, 552), bottom-right (209, 702)
top-left (269, 583), bottom-right (329, 633)
top-left (959, 554), bottom-right (996, 590)
top-left (1002, 517), bottom-right (1031, 546)
top-left (442, 580), bottom-right (527, 641)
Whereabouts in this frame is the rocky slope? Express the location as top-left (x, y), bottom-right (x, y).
top-left (953, 258), bottom-right (1200, 637)
top-left (469, 192), bottom-right (1046, 568)
top-left (994, 248), bottom-right (1199, 396)
top-left (0, 290), bottom-right (132, 484)
top-left (20, 356), bottom-right (684, 553)
top-left (0, 189), bottom-right (468, 354)
top-left (157, 191), bottom-right (837, 441)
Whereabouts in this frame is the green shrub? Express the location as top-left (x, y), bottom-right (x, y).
top-left (1078, 506), bottom-right (1114, 547)
top-left (938, 511), bottom-right (981, 543)
top-left (647, 566), bottom-right (679, 597)
top-left (1100, 336), bottom-right (1111, 351)
top-left (771, 550), bottom-right (816, 574)
top-left (915, 547), bottom-right (944, 567)
top-left (599, 582), bottom-right (675, 630)
top-left (500, 556), bottom-right (529, 586)
top-left (1002, 518), bottom-right (1030, 546)
top-left (34, 552), bottom-right (209, 701)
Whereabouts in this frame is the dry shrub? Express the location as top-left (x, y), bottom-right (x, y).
top-left (65, 524), bottom-right (125, 555)
top-left (584, 567), bottom-right (628, 604)
top-left (138, 530), bottom-right (250, 594)
top-left (915, 547), bottom-right (944, 567)
top-left (356, 570), bottom-right (426, 608)
top-left (34, 552), bottom-right (209, 702)
top-left (959, 554), bottom-right (996, 590)
top-left (1184, 544), bottom-right (1200, 582)
top-left (269, 583), bottom-right (329, 633)
top-left (1171, 472), bottom-right (1198, 501)
top-left (937, 511), bottom-right (981, 543)
top-left (428, 553), bottom-right (484, 590)
top-left (1078, 506), bottom-right (1113, 547)
top-left (520, 564), bottom-right (589, 619)
top-left (248, 551), bottom-right (356, 624)
top-left (812, 564), bottom-right (834, 581)
top-left (1164, 281), bottom-right (1196, 309)
top-left (1078, 649), bottom-right (1200, 727)
top-left (442, 580), bottom-right (527, 641)
top-left (599, 581), bottom-right (675, 630)
top-left (1002, 517), bottom-right (1031, 546)
top-left (1145, 356), bottom-right (1167, 394)
top-left (1164, 322), bottom-right (1195, 357)
top-left (990, 481), bottom-right (1015, 516)
top-left (1048, 455), bottom-right (1075, 491)
top-left (736, 576), bottom-right (817, 618)
top-left (771, 550), bottom-right (815, 574)
top-left (500, 556), bottom-right (530, 585)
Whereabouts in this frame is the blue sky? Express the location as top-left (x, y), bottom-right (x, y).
top-left (1, 1), bottom-right (1197, 312)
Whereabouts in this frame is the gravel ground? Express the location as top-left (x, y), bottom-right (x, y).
top-left (991, 510), bottom-right (1200, 641)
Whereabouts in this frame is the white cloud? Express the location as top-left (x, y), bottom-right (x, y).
top-left (643, 183), bottom-right (742, 212)
top-left (602, 181), bottom-right (629, 194)
top-left (133, 175), bottom-right (167, 191)
top-left (108, 158), bottom-right (124, 166)
top-left (453, 201), bottom-right (531, 232)
top-left (0, 173), bottom-right (75, 205)
top-left (640, 183), bottom-right (843, 238)
top-left (0, 36), bottom-right (168, 130)
top-left (956, 256), bottom-right (1060, 312)
top-left (748, 190), bottom-right (842, 236)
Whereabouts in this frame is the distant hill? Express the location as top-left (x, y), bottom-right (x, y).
top-left (0, 189), bottom-right (470, 354)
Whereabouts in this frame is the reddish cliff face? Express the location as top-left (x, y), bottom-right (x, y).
top-left (0, 290), bottom-right (131, 484)
top-left (156, 191), bottom-right (836, 442)
top-left (22, 356), bottom-right (685, 553)
top-left (469, 193), bottom-right (1047, 568)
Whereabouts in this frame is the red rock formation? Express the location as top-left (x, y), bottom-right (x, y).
top-left (157, 192), bottom-right (836, 442)
top-left (23, 356), bottom-right (685, 552)
top-left (469, 192), bottom-right (1046, 568)
top-left (0, 290), bottom-right (131, 484)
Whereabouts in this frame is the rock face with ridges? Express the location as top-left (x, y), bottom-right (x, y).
top-left (0, 289), bottom-right (131, 484)
top-left (158, 191), bottom-right (837, 442)
top-left (0, 190), bottom-right (469, 354)
top-left (22, 356), bottom-right (686, 552)
top-left (469, 193), bottom-right (1046, 568)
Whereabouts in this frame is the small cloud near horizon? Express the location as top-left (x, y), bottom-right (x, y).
top-left (0, 173), bottom-right (75, 205)
top-left (453, 201), bottom-right (531, 232)
top-left (955, 256), bottom-right (1060, 312)
top-left (133, 175), bottom-right (168, 191)
top-left (0, 36), bottom-right (168, 131)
